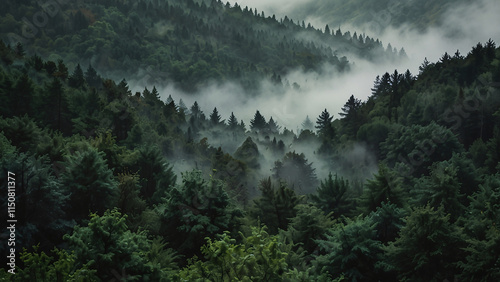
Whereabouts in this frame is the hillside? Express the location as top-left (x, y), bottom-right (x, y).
top-left (0, 0), bottom-right (404, 93)
top-left (1, 30), bottom-right (500, 279)
top-left (1, 0), bottom-right (500, 281)
top-left (276, 0), bottom-right (469, 33)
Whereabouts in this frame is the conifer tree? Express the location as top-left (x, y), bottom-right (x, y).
top-left (311, 173), bottom-right (352, 217)
top-left (250, 110), bottom-right (267, 132)
top-left (61, 148), bottom-right (118, 221)
top-left (209, 107), bottom-right (222, 125)
top-left (68, 64), bottom-right (85, 88)
top-left (227, 112), bottom-right (238, 129)
top-left (383, 205), bottom-right (466, 281)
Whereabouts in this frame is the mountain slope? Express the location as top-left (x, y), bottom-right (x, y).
top-left (274, 0), bottom-right (470, 33)
top-left (0, 0), bottom-right (404, 92)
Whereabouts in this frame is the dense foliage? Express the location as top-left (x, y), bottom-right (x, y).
top-left (1, 1), bottom-right (500, 281)
top-left (0, 0), bottom-right (403, 93)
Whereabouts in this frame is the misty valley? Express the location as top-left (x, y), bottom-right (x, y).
top-left (1, 0), bottom-right (500, 281)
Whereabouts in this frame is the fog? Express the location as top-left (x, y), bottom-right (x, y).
top-left (131, 0), bottom-right (499, 188)
top-left (221, 0), bottom-right (500, 120)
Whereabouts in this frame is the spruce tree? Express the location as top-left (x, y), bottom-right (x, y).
top-left (250, 110), bottom-right (267, 132)
top-left (68, 64), bottom-right (85, 88)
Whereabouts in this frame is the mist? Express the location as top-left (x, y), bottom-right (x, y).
top-left (130, 0), bottom-right (499, 187)
top-left (227, 0), bottom-right (500, 105)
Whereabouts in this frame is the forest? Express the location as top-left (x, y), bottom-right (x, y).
top-left (1, 0), bottom-right (500, 281)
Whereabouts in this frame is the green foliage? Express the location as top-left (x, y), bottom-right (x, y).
top-left (179, 226), bottom-right (311, 281)
top-left (357, 164), bottom-right (407, 215)
top-left (369, 201), bottom-right (407, 244)
top-left (131, 146), bottom-right (177, 206)
top-left (381, 122), bottom-right (463, 176)
top-left (250, 110), bottom-right (267, 132)
top-left (383, 205), bottom-right (466, 281)
top-left (273, 151), bottom-right (318, 194)
top-left (250, 178), bottom-right (302, 234)
top-left (310, 173), bottom-right (352, 217)
top-left (411, 160), bottom-right (465, 220)
top-left (285, 204), bottom-right (335, 256)
top-left (65, 209), bottom-right (176, 280)
top-left (0, 3), bottom-right (499, 278)
top-left (234, 136), bottom-right (260, 169)
top-left (61, 147), bottom-right (118, 221)
top-left (156, 170), bottom-right (243, 259)
top-left (315, 215), bottom-right (385, 280)
top-left (459, 226), bottom-right (500, 281)
top-left (0, 151), bottom-right (70, 257)
top-left (0, 115), bottom-right (43, 153)
top-left (1, 246), bottom-right (97, 281)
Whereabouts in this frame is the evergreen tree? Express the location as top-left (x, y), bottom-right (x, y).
top-left (301, 115), bottom-right (314, 131)
top-left (358, 164), bottom-right (406, 215)
top-left (12, 72), bottom-right (34, 117)
top-left (133, 146), bottom-right (177, 206)
top-left (156, 170), bottom-right (243, 259)
top-left (179, 226), bottom-right (297, 281)
top-left (310, 173), bottom-right (352, 217)
top-left (250, 110), bottom-right (267, 132)
top-left (0, 152), bottom-right (69, 257)
top-left (383, 205), bottom-right (466, 281)
top-left (339, 94), bottom-right (362, 137)
top-left (272, 151), bottom-right (318, 194)
top-left (315, 109), bottom-right (333, 137)
top-left (267, 116), bottom-right (280, 134)
top-left (316, 215), bottom-right (384, 280)
top-left (84, 64), bottom-right (101, 88)
top-left (42, 77), bottom-right (69, 133)
top-left (190, 101), bottom-right (202, 119)
top-left (250, 178), bottom-right (302, 234)
top-left (286, 204), bottom-right (334, 255)
top-left (68, 64), bottom-right (85, 88)
top-left (61, 147), bottom-right (118, 221)
top-left (178, 98), bottom-right (188, 114)
top-left (227, 112), bottom-right (238, 130)
top-left (64, 209), bottom-right (176, 280)
top-left (209, 107), bottom-right (222, 125)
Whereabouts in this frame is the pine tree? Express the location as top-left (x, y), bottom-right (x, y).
top-left (166, 94), bottom-right (174, 104)
top-left (316, 215), bottom-right (384, 280)
top-left (272, 151), bottom-right (318, 194)
top-left (227, 112), bottom-right (238, 130)
top-left (301, 115), bottom-right (314, 131)
top-left (250, 110), bottom-right (267, 132)
top-left (267, 116), bottom-right (280, 134)
top-left (383, 205), bottom-right (466, 281)
top-left (61, 148), bottom-right (118, 221)
top-left (315, 109), bottom-right (333, 136)
top-left (156, 170), bottom-right (243, 259)
top-left (43, 77), bottom-right (68, 132)
top-left (311, 173), bottom-right (352, 217)
top-left (64, 209), bottom-right (173, 280)
top-left (68, 64), bottom-right (85, 88)
top-left (84, 64), bottom-right (101, 88)
top-left (339, 95), bottom-right (362, 137)
top-left (190, 101), bottom-right (202, 119)
top-left (324, 24), bottom-right (330, 35)
top-left (209, 107), bottom-right (222, 125)
top-left (250, 178), bottom-right (302, 234)
top-left (134, 146), bottom-right (177, 206)
top-left (12, 72), bottom-right (34, 117)
top-left (178, 98), bottom-right (188, 114)
top-left (358, 164), bottom-right (406, 215)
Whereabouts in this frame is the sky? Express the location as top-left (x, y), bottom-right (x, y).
top-left (134, 0), bottom-right (500, 131)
